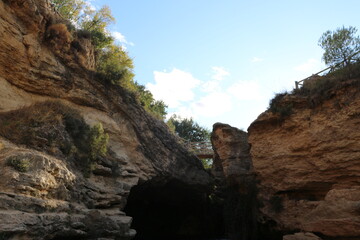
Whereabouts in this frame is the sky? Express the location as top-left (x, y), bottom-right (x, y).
top-left (87, 0), bottom-right (360, 131)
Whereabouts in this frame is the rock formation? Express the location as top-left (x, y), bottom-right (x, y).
top-left (248, 79), bottom-right (360, 238)
top-left (211, 123), bottom-right (259, 240)
top-left (0, 0), bottom-right (210, 239)
top-left (211, 76), bottom-right (360, 239)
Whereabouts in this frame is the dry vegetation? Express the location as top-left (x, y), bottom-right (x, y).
top-left (0, 101), bottom-right (108, 175)
top-left (46, 23), bottom-right (72, 52)
top-left (269, 62), bottom-right (360, 118)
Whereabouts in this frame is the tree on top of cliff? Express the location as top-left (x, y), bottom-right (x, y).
top-left (319, 26), bottom-right (360, 67)
top-left (52, 0), bottom-right (168, 120)
top-left (167, 115), bottom-right (210, 142)
top-left (132, 83), bottom-right (168, 120)
top-left (96, 44), bottom-right (134, 85)
top-left (52, 0), bottom-right (85, 23)
top-left (80, 5), bottom-right (115, 50)
top-left (53, 0), bottom-right (115, 49)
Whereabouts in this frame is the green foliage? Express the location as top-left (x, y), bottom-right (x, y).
top-left (80, 5), bottom-right (115, 33)
top-left (52, 0), bottom-right (168, 120)
top-left (166, 118), bottom-right (176, 133)
top-left (201, 158), bottom-right (213, 169)
top-left (63, 115), bottom-right (109, 175)
top-left (0, 101), bottom-right (109, 177)
top-left (7, 156), bottom-right (30, 172)
top-left (79, 5), bottom-right (115, 50)
top-left (94, 45), bottom-right (168, 119)
top-left (53, 1), bottom-right (115, 50)
top-left (268, 92), bottom-right (293, 118)
top-left (133, 83), bottom-right (167, 119)
top-left (167, 115), bottom-right (210, 142)
top-left (96, 44), bottom-right (134, 85)
top-left (53, 0), bottom-right (85, 23)
top-left (319, 26), bottom-right (360, 67)
top-left (89, 123), bottom-right (109, 160)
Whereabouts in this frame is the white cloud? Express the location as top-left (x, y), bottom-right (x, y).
top-left (294, 58), bottom-right (322, 73)
top-left (227, 81), bottom-right (262, 100)
top-left (112, 31), bottom-right (135, 48)
top-left (168, 106), bottom-right (195, 120)
top-left (147, 68), bottom-right (201, 108)
top-left (112, 31), bottom-right (127, 43)
top-left (190, 92), bottom-right (232, 117)
top-left (251, 57), bottom-right (264, 63)
top-left (201, 66), bottom-right (230, 93)
top-left (202, 80), bottom-right (220, 93)
top-left (211, 66), bottom-right (230, 81)
top-left (84, 0), bottom-right (97, 11)
top-left (171, 91), bottom-right (233, 119)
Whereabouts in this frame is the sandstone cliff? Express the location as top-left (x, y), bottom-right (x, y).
top-left (211, 123), bottom-right (258, 240)
top-left (210, 75), bottom-right (360, 239)
top-left (248, 78), bottom-right (360, 238)
top-left (0, 1), bottom-right (210, 239)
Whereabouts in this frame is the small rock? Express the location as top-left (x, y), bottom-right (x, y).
top-left (92, 164), bottom-right (112, 176)
top-left (283, 232), bottom-right (323, 240)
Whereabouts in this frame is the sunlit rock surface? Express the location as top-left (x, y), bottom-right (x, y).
top-left (0, 0), bottom-right (210, 239)
top-left (248, 80), bottom-right (360, 238)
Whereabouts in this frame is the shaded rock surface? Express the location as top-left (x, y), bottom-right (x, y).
top-left (0, 0), bottom-right (210, 239)
top-left (248, 80), bottom-right (360, 238)
top-left (283, 232), bottom-right (322, 240)
top-left (211, 123), bottom-right (260, 240)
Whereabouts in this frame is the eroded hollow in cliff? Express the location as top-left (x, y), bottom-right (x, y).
top-left (124, 178), bottom-right (225, 240)
top-left (279, 182), bottom-right (334, 201)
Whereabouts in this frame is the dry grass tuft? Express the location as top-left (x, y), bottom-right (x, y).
top-left (46, 23), bottom-right (72, 51)
top-left (0, 101), bottom-right (109, 176)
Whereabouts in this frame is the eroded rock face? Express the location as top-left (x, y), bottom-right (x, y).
top-left (0, 0), bottom-right (210, 239)
top-left (211, 123), bottom-right (259, 240)
top-left (211, 123), bottom-right (253, 181)
top-left (248, 81), bottom-right (360, 238)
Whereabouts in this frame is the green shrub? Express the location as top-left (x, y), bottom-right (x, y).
top-left (268, 92), bottom-right (293, 118)
top-left (201, 158), bottom-right (213, 169)
top-left (96, 45), bottom-right (134, 85)
top-left (89, 123), bottom-right (109, 160)
top-left (7, 156), bottom-right (30, 172)
top-left (0, 102), bottom-right (110, 177)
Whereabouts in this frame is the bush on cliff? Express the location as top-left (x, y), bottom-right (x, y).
top-left (96, 44), bottom-right (134, 86)
top-left (88, 123), bottom-right (109, 160)
top-left (46, 23), bottom-right (72, 52)
top-left (0, 101), bottom-right (109, 176)
top-left (7, 155), bottom-right (31, 172)
top-left (268, 92), bottom-right (293, 119)
top-left (52, 0), bottom-right (168, 120)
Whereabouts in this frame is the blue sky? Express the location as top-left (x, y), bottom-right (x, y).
top-left (88, 0), bottom-right (360, 130)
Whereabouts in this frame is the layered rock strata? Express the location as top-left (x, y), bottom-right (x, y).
top-left (248, 80), bottom-right (360, 239)
top-left (0, 0), bottom-right (210, 239)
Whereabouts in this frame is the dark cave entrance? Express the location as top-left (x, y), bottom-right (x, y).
top-left (123, 179), bottom-right (225, 240)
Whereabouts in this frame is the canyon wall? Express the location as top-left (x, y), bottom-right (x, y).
top-left (211, 78), bottom-right (360, 239)
top-left (248, 80), bottom-right (360, 239)
top-left (211, 123), bottom-right (259, 240)
top-left (0, 1), bottom-right (210, 239)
